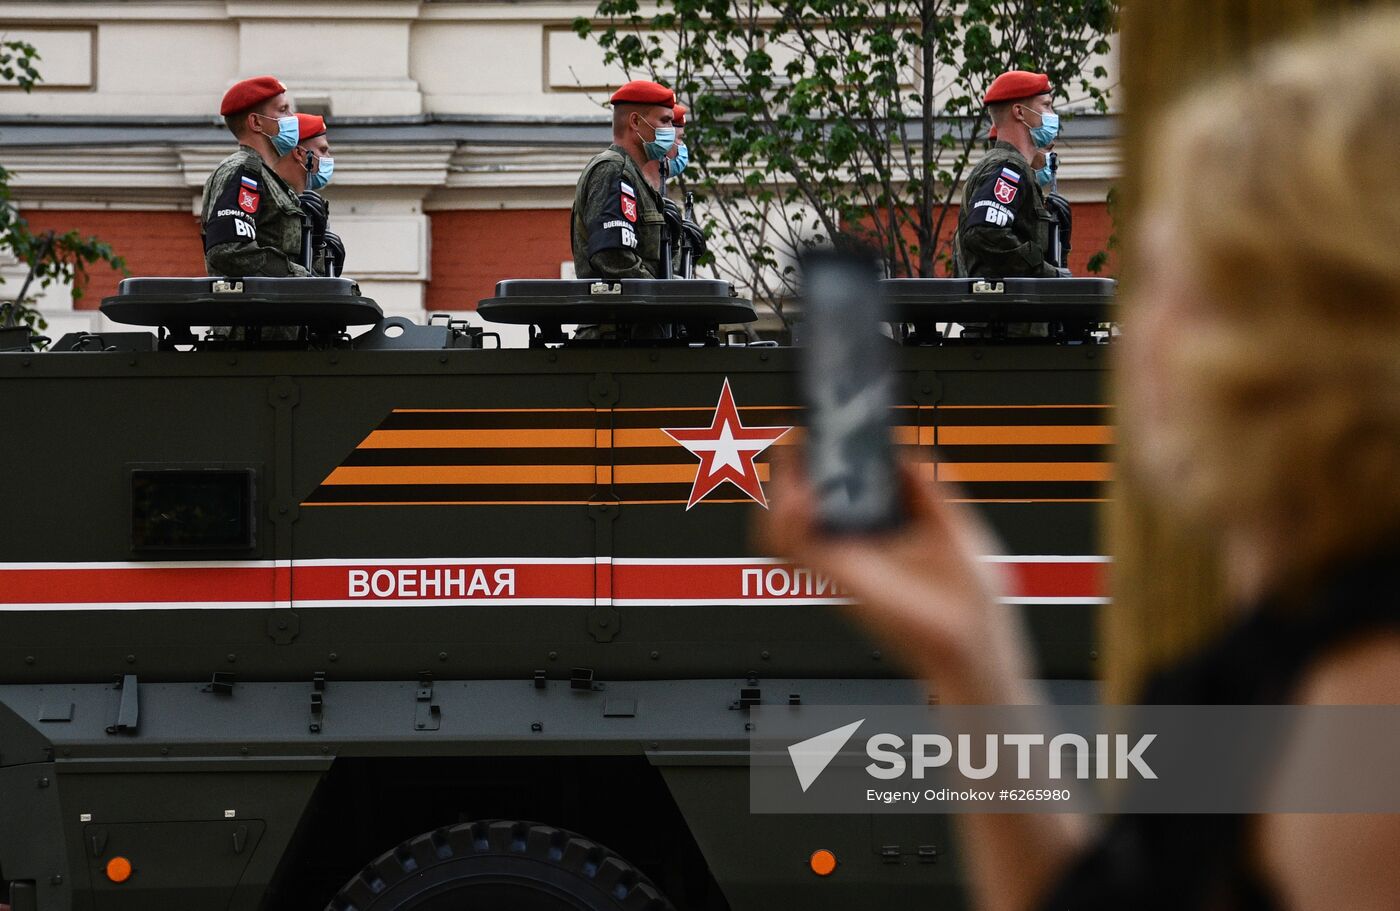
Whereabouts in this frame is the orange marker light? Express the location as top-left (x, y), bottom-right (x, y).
top-left (105, 856), bottom-right (133, 883)
top-left (809, 848), bottom-right (837, 876)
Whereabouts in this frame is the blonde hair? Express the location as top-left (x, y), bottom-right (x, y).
top-left (1135, 13), bottom-right (1400, 594)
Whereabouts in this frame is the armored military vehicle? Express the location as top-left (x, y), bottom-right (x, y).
top-left (0, 274), bottom-right (1112, 911)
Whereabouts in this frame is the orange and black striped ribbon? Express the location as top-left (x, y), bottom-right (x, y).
top-left (302, 404), bottom-right (1111, 507)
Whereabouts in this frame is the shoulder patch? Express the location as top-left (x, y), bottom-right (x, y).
top-left (586, 168), bottom-right (646, 259)
top-left (205, 165), bottom-right (263, 251)
top-left (238, 185), bottom-right (260, 214)
top-left (993, 177), bottom-right (1018, 204)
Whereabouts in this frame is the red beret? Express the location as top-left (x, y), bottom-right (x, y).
top-left (672, 103), bottom-right (688, 127)
top-left (295, 113), bottom-right (326, 142)
top-left (988, 125), bottom-right (998, 140)
top-left (984, 70), bottom-right (1051, 104)
top-left (609, 80), bottom-right (674, 107)
top-left (220, 75), bottom-right (287, 116)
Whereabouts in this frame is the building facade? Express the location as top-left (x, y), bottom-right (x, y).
top-left (0, 0), bottom-right (1119, 341)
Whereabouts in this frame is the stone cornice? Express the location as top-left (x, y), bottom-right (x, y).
top-left (0, 1), bottom-right (599, 24)
top-left (446, 144), bottom-right (598, 190)
top-left (5, 144), bottom-right (458, 198)
top-left (5, 147), bottom-right (195, 208)
top-left (224, 1), bottom-right (425, 19)
top-left (0, 114), bottom-right (1117, 147)
top-left (173, 143), bottom-right (459, 189)
top-left (0, 121), bottom-right (1114, 204)
top-left (0, 2), bottom-right (227, 22)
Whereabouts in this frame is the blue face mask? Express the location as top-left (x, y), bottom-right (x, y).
top-left (667, 142), bottom-right (689, 178)
top-left (307, 153), bottom-right (334, 190)
top-left (1025, 108), bottom-right (1059, 149)
top-left (259, 114), bottom-right (299, 156)
top-left (1036, 164), bottom-right (1054, 186)
top-left (638, 119), bottom-right (676, 161)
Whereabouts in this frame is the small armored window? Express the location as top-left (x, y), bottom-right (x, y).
top-left (131, 469), bottom-right (256, 552)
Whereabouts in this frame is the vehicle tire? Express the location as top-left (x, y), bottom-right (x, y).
top-left (326, 819), bottom-right (676, 911)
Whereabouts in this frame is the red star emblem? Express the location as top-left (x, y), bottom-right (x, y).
top-left (663, 378), bottom-right (792, 509)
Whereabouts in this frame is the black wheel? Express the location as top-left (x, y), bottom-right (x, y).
top-left (326, 819), bottom-right (676, 911)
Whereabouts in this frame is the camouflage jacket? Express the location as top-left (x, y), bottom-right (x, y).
top-left (954, 141), bottom-right (1060, 279)
top-left (571, 146), bottom-right (666, 279)
top-left (201, 146), bottom-right (312, 278)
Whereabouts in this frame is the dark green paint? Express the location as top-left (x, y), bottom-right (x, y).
top-left (0, 329), bottom-right (1107, 910)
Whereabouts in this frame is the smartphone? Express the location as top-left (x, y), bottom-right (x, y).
top-left (799, 250), bottom-right (903, 533)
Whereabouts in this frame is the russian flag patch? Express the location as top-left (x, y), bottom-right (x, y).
top-left (240, 175), bottom-right (259, 189)
top-left (1000, 167), bottom-right (1021, 184)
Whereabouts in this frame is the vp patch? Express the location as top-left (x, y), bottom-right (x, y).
top-left (993, 178), bottom-right (1018, 205)
top-left (621, 194), bottom-right (638, 223)
top-left (975, 199), bottom-right (1014, 227)
top-left (238, 187), bottom-right (260, 214)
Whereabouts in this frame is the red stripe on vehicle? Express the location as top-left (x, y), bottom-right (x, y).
top-left (0, 558), bottom-right (1106, 607)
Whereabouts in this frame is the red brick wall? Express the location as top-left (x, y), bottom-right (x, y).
top-left (19, 210), bottom-right (205, 308)
top-left (427, 209), bottom-right (572, 312)
top-left (1067, 200), bottom-right (1115, 276)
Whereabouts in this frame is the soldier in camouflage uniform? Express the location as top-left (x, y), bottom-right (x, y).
top-left (954, 70), bottom-right (1068, 280)
top-left (269, 113), bottom-right (341, 277)
top-left (571, 80), bottom-right (677, 281)
top-left (201, 76), bottom-right (314, 278)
